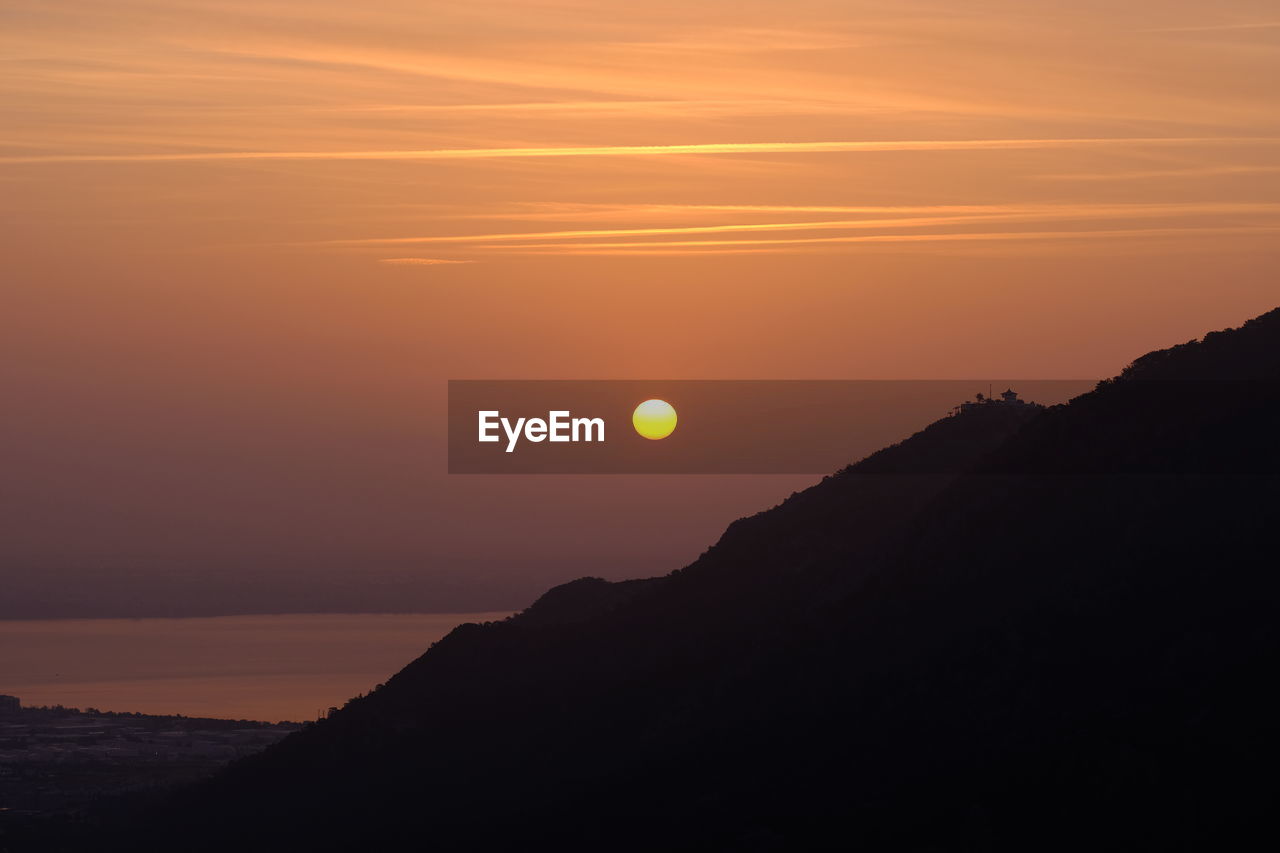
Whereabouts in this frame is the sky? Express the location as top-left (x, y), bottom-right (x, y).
top-left (2, 0), bottom-right (1278, 617)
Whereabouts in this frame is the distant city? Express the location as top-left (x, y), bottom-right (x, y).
top-left (0, 695), bottom-right (298, 818)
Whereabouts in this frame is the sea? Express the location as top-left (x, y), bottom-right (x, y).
top-left (0, 613), bottom-right (511, 723)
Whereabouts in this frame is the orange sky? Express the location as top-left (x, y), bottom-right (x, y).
top-left (2, 0), bottom-right (1278, 616)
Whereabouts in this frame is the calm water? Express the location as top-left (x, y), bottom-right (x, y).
top-left (0, 613), bottom-right (510, 723)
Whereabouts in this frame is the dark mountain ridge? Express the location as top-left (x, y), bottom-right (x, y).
top-left (60, 308), bottom-right (1280, 851)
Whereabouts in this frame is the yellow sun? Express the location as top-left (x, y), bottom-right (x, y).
top-left (632, 399), bottom-right (677, 440)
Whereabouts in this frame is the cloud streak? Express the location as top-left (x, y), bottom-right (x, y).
top-left (1144, 21), bottom-right (1280, 33)
top-left (3, 137), bottom-right (1274, 166)
top-left (320, 203), bottom-right (1280, 247)
top-left (475, 225), bottom-right (1280, 255)
top-left (1036, 165), bottom-right (1280, 182)
top-left (377, 258), bottom-right (475, 265)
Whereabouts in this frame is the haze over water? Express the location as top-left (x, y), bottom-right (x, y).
top-left (0, 613), bottom-right (510, 722)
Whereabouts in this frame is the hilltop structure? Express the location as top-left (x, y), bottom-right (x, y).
top-left (954, 387), bottom-right (1034, 415)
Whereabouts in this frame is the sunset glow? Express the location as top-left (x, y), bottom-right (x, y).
top-left (3, 0), bottom-right (1279, 616)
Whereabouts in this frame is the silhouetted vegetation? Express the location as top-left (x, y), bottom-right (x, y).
top-left (7, 703), bottom-right (297, 730)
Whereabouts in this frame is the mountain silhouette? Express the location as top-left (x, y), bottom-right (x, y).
top-left (61, 309), bottom-right (1280, 851)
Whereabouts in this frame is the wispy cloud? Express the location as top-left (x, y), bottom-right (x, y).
top-left (319, 203), bottom-right (1280, 247)
top-left (451, 202), bottom-right (1086, 222)
top-left (376, 257), bottom-right (474, 265)
top-left (1036, 165), bottom-right (1280, 181)
top-left (6, 0), bottom-right (1280, 270)
top-left (1144, 21), bottom-right (1280, 33)
top-left (474, 225), bottom-right (1280, 255)
top-left (281, 100), bottom-right (887, 117)
top-left (3, 137), bottom-right (1272, 166)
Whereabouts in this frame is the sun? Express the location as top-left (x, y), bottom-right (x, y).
top-left (632, 399), bottom-right (677, 440)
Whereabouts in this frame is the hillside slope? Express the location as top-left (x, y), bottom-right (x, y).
top-left (90, 309), bottom-right (1280, 851)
